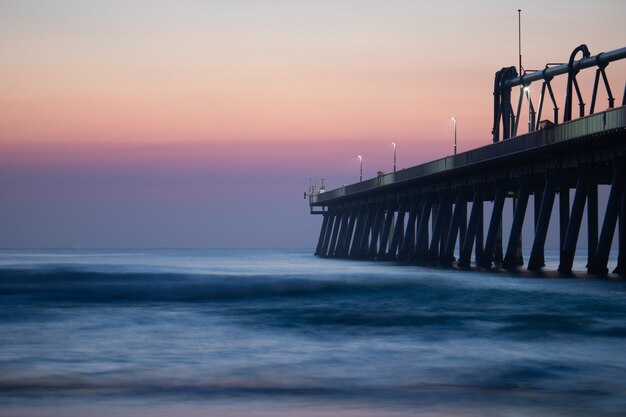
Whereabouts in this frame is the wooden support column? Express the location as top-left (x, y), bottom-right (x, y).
top-left (352, 204), bottom-right (371, 258)
top-left (357, 204), bottom-right (376, 258)
top-left (494, 221), bottom-right (504, 266)
top-left (590, 161), bottom-right (625, 275)
top-left (320, 211), bottom-right (338, 258)
top-left (440, 202), bottom-right (452, 257)
top-left (368, 204), bottom-right (386, 259)
top-left (559, 186), bottom-right (570, 252)
top-left (459, 199), bottom-right (467, 257)
top-left (428, 193), bottom-right (450, 263)
top-left (503, 179), bottom-right (531, 269)
top-left (332, 209), bottom-right (350, 257)
top-left (349, 206), bottom-right (367, 258)
top-left (614, 187), bottom-right (626, 275)
top-left (534, 187), bottom-right (543, 230)
top-left (559, 170), bottom-right (589, 273)
top-left (333, 209), bottom-right (347, 258)
top-left (475, 201), bottom-right (484, 264)
top-left (337, 208), bottom-right (357, 258)
top-left (399, 199), bottom-right (419, 260)
top-left (480, 184), bottom-right (507, 268)
top-left (429, 201), bottom-right (439, 258)
top-left (459, 188), bottom-right (482, 267)
top-left (315, 212), bottom-right (330, 256)
top-left (587, 174), bottom-right (598, 270)
top-left (415, 195), bottom-right (433, 262)
top-left (388, 202), bottom-right (407, 259)
top-left (528, 173), bottom-right (556, 270)
top-left (327, 210), bottom-right (344, 257)
top-left (442, 190), bottom-right (467, 265)
top-left (378, 204), bottom-right (396, 259)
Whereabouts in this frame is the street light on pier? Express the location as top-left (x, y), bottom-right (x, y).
top-left (392, 142), bottom-right (397, 172)
top-left (524, 86), bottom-right (531, 131)
top-left (358, 155), bottom-right (363, 181)
top-left (451, 117), bottom-right (457, 155)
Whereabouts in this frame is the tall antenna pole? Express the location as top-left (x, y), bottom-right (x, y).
top-left (518, 9), bottom-right (522, 75)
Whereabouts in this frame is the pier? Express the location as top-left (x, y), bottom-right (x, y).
top-left (309, 44), bottom-right (626, 275)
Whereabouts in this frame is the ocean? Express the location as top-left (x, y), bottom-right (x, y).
top-left (1, 248), bottom-right (625, 417)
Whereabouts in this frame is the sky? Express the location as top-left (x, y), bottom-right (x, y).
top-left (1, 0), bottom-right (625, 248)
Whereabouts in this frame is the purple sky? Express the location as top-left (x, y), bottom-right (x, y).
top-left (1, 0), bottom-right (625, 248)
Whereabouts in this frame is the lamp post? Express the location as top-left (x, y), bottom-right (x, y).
top-left (358, 155), bottom-right (363, 181)
top-left (451, 117), bottom-right (457, 155)
top-left (524, 86), bottom-right (535, 132)
top-left (392, 142), bottom-right (397, 172)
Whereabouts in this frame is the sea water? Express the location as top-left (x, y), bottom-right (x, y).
top-left (1, 248), bottom-right (625, 417)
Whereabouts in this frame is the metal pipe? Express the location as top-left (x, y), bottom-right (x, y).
top-left (503, 46), bottom-right (626, 89)
top-left (590, 69), bottom-right (601, 114)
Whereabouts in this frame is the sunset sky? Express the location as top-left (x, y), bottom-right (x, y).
top-left (1, 0), bottom-right (625, 248)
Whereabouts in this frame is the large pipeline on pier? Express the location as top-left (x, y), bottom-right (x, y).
top-left (504, 46), bottom-right (626, 89)
top-left (493, 45), bottom-right (626, 142)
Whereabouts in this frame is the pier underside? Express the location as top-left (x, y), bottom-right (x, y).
top-left (311, 107), bottom-right (626, 276)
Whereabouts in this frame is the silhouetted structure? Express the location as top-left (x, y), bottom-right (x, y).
top-left (309, 45), bottom-right (626, 275)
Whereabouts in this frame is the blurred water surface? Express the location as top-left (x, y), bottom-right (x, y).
top-left (1, 248), bottom-right (625, 417)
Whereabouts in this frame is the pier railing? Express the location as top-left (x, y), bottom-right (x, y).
top-left (311, 105), bottom-right (626, 206)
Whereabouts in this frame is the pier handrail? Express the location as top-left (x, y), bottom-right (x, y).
top-left (310, 106), bottom-right (626, 205)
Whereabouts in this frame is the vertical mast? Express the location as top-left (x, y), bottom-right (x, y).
top-left (518, 9), bottom-right (522, 75)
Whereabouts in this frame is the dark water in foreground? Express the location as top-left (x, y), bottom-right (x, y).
top-left (1, 249), bottom-right (625, 417)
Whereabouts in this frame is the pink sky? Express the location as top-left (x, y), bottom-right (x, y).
top-left (1, 0), bottom-right (625, 248)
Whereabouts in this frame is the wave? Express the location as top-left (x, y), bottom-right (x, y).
top-left (0, 266), bottom-right (550, 310)
top-left (0, 267), bottom-right (423, 303)
top-left (2, 267), bottom-right (626, 340)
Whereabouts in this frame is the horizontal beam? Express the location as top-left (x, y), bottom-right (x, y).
top-left (310, 107), bottom-right (626, 207)
top-left (504, 46), bottom-right (626, 89)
